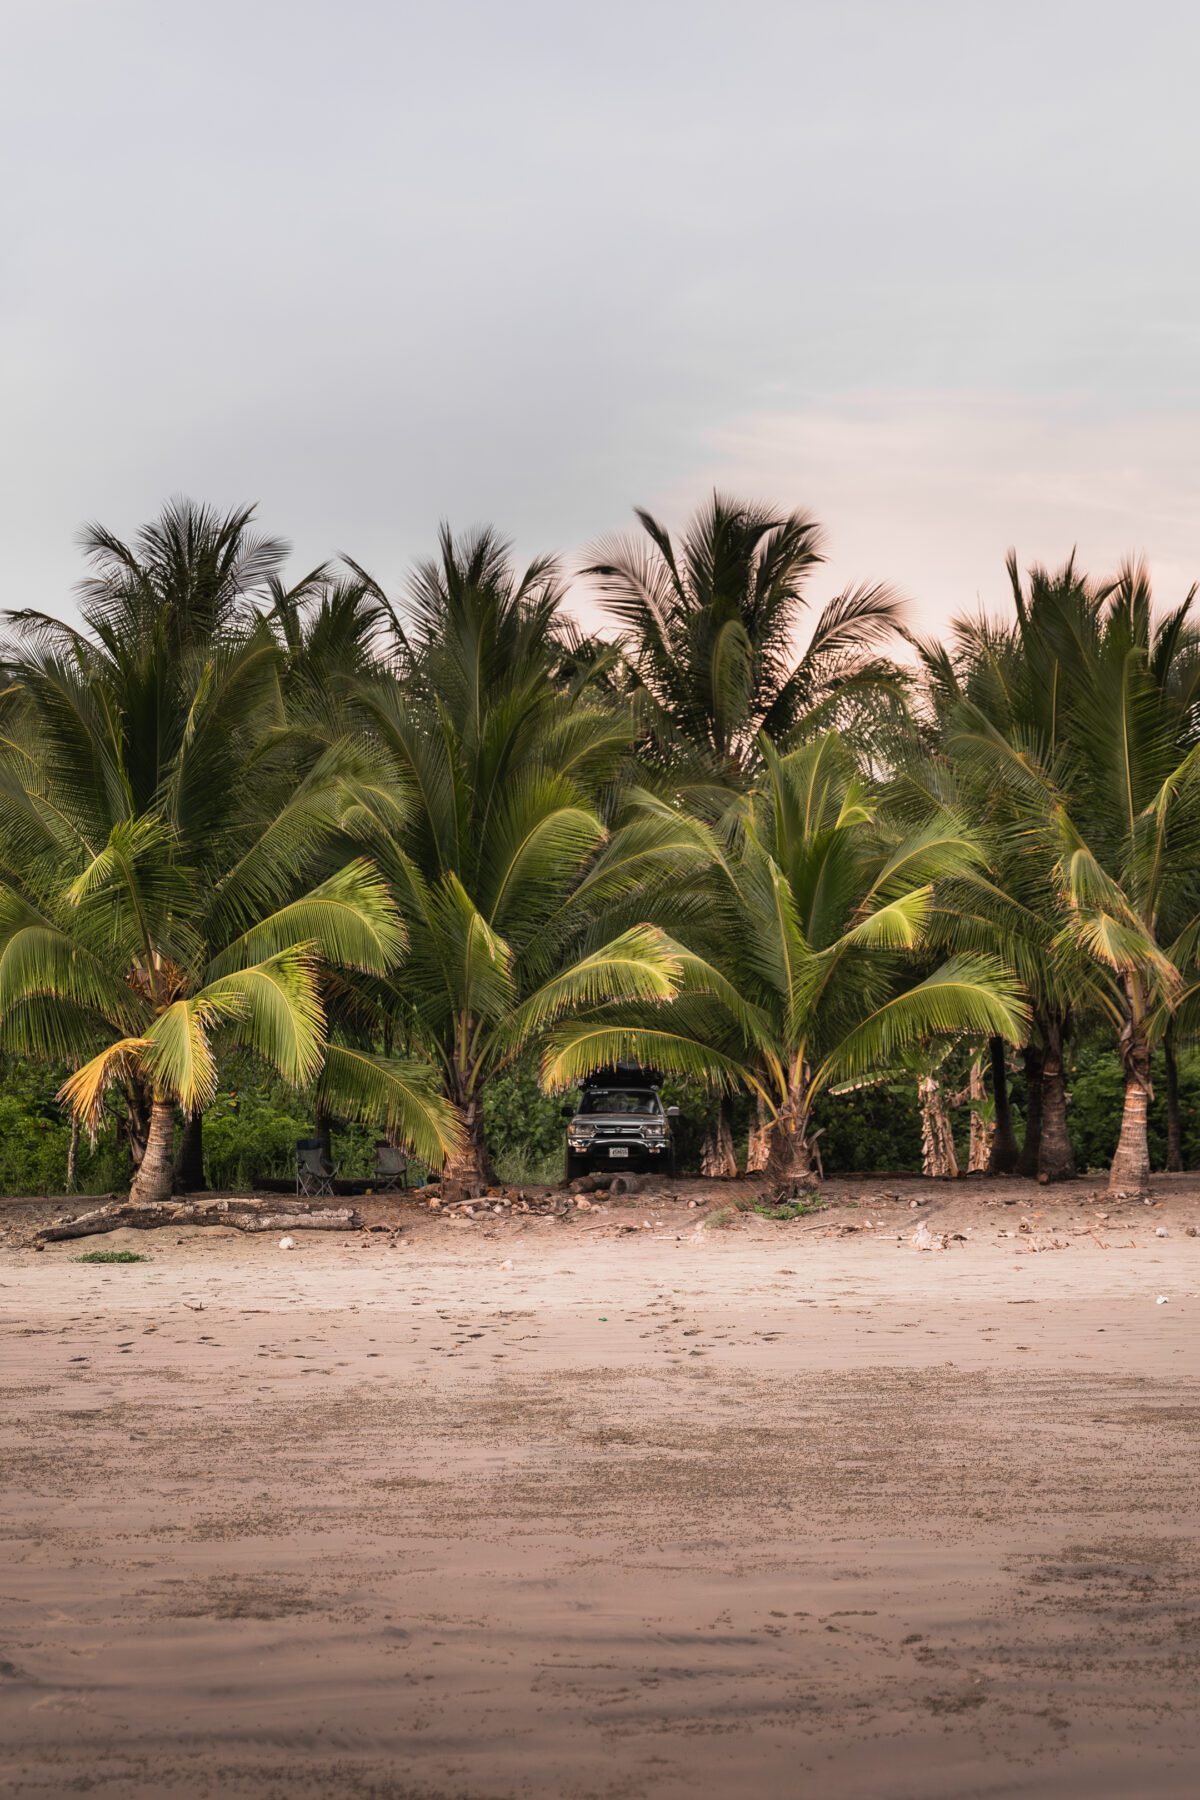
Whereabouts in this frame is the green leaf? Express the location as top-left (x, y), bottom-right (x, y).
top-left (316, 1045), bottom-right (463, 1169)
top-left (198, 947), bottom-right (325, 1087)
top-left (816, 956), bottom-right (1028, 1090)
top-left (207, 859), bottom-right (407, 977)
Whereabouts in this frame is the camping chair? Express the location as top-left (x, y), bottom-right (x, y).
top-left (296, 1138), bottom-right (339, 1199)
top-left (372, 1142), bottom-right (409, 1193)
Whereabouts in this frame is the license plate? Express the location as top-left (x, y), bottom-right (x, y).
top-left (608, 1146), bottom-right (629, 1158)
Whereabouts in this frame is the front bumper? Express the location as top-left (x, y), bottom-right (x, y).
top-left (568, 1137), bottom-right (671, 1167)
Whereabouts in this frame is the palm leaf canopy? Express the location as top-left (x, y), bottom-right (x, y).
top-left (584, 493), bottom-right (908, 793)
top-left (544, 732), bottom-right (1027, 1122)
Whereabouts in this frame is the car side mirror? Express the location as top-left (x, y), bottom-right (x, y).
top-left (666, 1105), bottom-right (681, 1116)
top-left (561, 1105), bottom-right (574, 1118)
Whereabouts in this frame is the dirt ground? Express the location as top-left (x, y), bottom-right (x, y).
top-left (2, 1171), bottom-right (1199, 1799)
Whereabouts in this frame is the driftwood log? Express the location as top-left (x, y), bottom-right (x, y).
top-left (33, 1197), bottom-right (360, 1245)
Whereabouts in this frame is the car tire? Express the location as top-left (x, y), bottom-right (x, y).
top-left (565, 1150), bottom-right (588, 1182)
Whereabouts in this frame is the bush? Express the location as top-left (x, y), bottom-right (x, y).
top-left (483, 1062), bottom-right (567, 1183)
top-left (201, 1089), bottom-right (313, 1189)
top-left (812, 1078), bottom-right (925, 1174)
top-left (0, 1058), bottom-right (130, 1196)
top-left (1067, 1041), bottom-right (1200, 1173)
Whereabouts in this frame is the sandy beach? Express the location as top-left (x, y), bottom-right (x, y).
top-left (3, 1174), bottom-right (1199, 1798)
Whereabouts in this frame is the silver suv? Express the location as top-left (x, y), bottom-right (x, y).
top-left (563, 1066), bottom-right (679, 1181)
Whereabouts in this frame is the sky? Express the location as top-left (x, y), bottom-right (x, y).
top-left (3, 0), bottom-right (1200, 641)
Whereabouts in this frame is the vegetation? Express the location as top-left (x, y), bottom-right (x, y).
top-left (0, 492), bottom-right (1195, 1200)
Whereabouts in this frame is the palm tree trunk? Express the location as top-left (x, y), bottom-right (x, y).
top-left (764, 1083), bottom-right (817, 1184)
top-left (1164, 1032), bottom-right (1183, 1173)
top-left (919, 1076), bottom-right (958, 1178)
top-left (1038, 1017), bottom-right (1074, 1182)
top-left (745, 1092), bottom-right (770, 1173)
top-left (314, 1101), bottom-right (333, 1166)
top-left (130, 1098), bottom-right (177, 1205)
top-left (1014, 1042), bottom-right (1043, 1177)
top-left (65, 1116), bottom-right (80, 1194)
top-left (175, 1110), bottom-right (206, 1192)
top-left (967, 1055), bottom-right (993, 1173)
top-left (986, 1036), bottom-right (1018, 1173)
top-left (1110, 1007), bottom-right (1152, 1194)
top-left (442, 1091), bottom-right (495, 1196)
top-left (700, 1096), bottom-right (738, 1177)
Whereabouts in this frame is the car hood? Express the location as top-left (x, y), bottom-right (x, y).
top-left (573, 1111), bottom-right (660, 1125)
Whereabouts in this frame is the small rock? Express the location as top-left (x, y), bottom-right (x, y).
top-left (911, 1223), bottom-right (934, 1251)
top-left (1156, 1226), bottom-right (1169, 1238)
top-left (499, 1258), bottom-right (514, 1271)
top-left (575, 1196), bottom-right (592, 1210)
top-left (1156, 1294), bottom-right (1169, 1305)
top-left (1186, 1227), bottom-right (1198, 1238)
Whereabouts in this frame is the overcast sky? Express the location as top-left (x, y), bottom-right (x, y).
top-left (4, 0), bottom-right (1199, 639)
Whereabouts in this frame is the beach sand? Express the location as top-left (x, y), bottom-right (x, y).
top-left (2, 1174), bottom-right (1199, 1798)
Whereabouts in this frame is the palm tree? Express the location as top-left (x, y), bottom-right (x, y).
top-left (541, 734), bottom-right (1027, 1180)
top-left (0, 505), bottom-right (462, 1198)
top-left (2, 498), bottom-right (298, 1184)
top-left (0, 739), bottom-right (451, 1204)
top-left (583, 493), bottom-right (908, 809)
top-left (944, 557), bottom-right (1200, 1192)
top-left (342, 525), bottom-right (706, 1188)
top-left (906, 560), bottom-right (1102, 1182)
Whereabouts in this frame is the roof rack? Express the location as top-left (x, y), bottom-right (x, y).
top-left (580, 1063), bottom-right (663, 1090)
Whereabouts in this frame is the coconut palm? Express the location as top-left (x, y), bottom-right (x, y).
top-left (944, 557), bottom-right (1200, 1192)
top-left (0, 734), bottom-right (453, 1203)
top-left (905, 556), bottom-right (1105, 1181)
top-left (0, 511), bottom-right (462, 1198)
top-left (343, 525), bottom-right (709, 1186)
top-left (583, 493), bottom-right (909, 808)
top-left (541, 734), bottom-right (1027, 1179)
top-left (1, 498), bottom-right (304, 1183)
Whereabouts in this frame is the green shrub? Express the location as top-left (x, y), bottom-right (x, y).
top-left (1067, 1042), bottom-right (1200, 1172)
top-left (0, 1057), bottom-right (130, 1196)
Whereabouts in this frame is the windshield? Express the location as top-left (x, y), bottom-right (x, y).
top-left (577, 1089), bottom-right (660, 1116)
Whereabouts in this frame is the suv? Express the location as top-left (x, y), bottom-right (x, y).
top-left (563, 1065), bottom-right (679, 1181)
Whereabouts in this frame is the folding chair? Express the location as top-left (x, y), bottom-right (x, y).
top-left (372, 1142), bottom-right (409, 1192)
top-left (296, 1138), bottom-right (339, 1198)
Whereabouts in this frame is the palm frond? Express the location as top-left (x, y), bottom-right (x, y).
top-left (316, 1045), bottom-right (463, 1168)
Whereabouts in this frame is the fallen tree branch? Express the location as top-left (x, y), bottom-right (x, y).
top-left (32, 1198), bottom-right (360, 1244)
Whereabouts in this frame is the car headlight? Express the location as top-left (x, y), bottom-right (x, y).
top-left (569, 1123), bottom-right (595, 1140)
